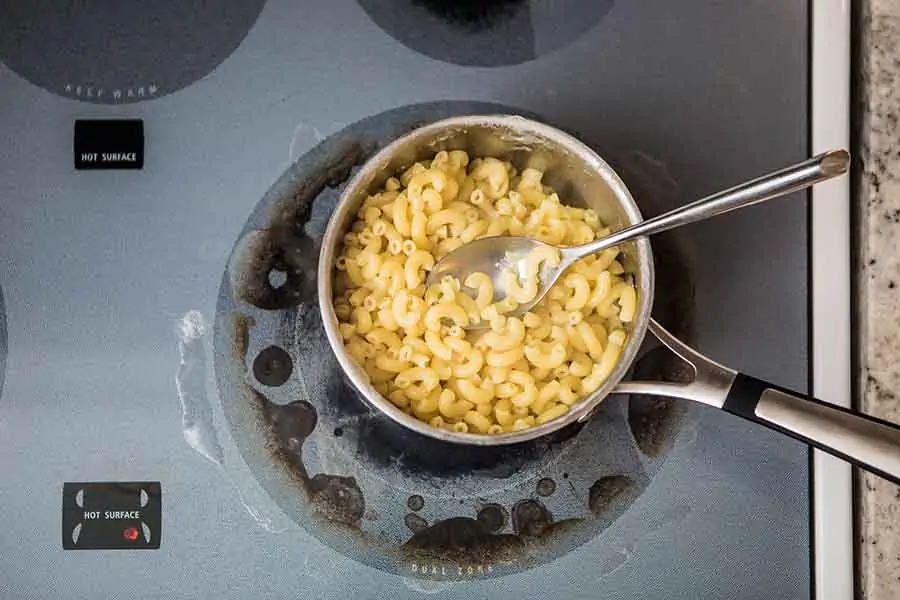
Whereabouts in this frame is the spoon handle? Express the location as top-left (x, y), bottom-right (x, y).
top-left (568, 149), bottom-right (850, 260)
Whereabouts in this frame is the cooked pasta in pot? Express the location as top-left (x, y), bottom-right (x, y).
top-left (332, 150), bottom-right (638, 434)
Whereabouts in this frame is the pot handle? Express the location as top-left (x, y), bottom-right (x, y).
top-left (615, 319), bottom-right (900, 486)
top-left (722, 375), bottom-right (900, 486)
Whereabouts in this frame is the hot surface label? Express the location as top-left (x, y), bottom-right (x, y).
top-left (73, 120), bottom-right (144, 170)
top-left (62, 482), bottom-right (161, 550)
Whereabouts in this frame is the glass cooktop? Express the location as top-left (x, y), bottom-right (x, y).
top-left (0, 1), bottom-right (816, 598)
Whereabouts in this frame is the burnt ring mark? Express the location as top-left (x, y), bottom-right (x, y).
top-left (228, 228), bottom-right (316, 310)
top-left (407, 495), bottom-right (425, 512)
top-left (252, 345), bottom-right (294, 387)
top-left (357, 0), bottom-right (615, 68)
top-left (258, 395), bottom-right (366, 527)
top-left (228, 140), bottom-right (368, 311)
top-left (231, 313), bottom-right (254, 363)
top-left (511, 499), bottom-right (553, 538)
top-left (309, 474), bottom-right (366, 527)
top-left (402, 517), bottom-right (525, 564)
top-left (476, 504), bottom-right (508, 533)
top-left (405, 512), bottom-right (429, 533)
top-left (588, 475), bottom-right (635, 517)
top-left (535, 478), bottom-right (556, 497)
top-left (267, 138), bottom-right (369, 229)
top-left (265, 398), bottom-right (317, 456)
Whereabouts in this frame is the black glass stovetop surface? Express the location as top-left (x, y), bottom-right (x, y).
top-left (0, 1), bottom-right (812, 598)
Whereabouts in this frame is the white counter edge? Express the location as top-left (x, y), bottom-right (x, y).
top-left (811, 1), bottom-right (853, 599)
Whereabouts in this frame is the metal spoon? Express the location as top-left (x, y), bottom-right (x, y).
top-left (427, 149), bottom-right (850, 324)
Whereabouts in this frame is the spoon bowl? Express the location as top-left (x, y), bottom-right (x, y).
top-left (427, 235), bottom-right (571, 316)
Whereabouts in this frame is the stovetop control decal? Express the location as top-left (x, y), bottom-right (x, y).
top-left (74, 120), bottom-right (144, 170)
top-left (62, 482), bottom-right (161, 550)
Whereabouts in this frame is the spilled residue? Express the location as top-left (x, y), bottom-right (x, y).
top-left (229, 229), bottom-right (317, 310)
top-left (231, 313), bottom-right (254, 363)
top-left (401, 498), bottom-right (582, 567)
top-left (475, 504), bottom-right (508, 533)
top-left (403, 517), bottom-right (525, 563)
top-left (175, 310), bottom-right (224, 466)
top-left (511, 499), bottom-right (553, 537)
top-left (252, 345), bottom-right (294, 387)
top-left (255, 393), bottom-right (366, 528)
top-left (229, 140), bottom-right (369, 310)
top-left (535, 477), bottom-right (556, 497)
top-left (588, 475), bottom-right (635, 517)
top-left (407, 495), bottom-right (425, 512)
top-left (405, 513), bottom-right (429, 533)
top-left (308, 473), bottom-right (365, 526)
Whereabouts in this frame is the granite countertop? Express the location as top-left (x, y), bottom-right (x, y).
top-left (858, 1), bottom-right (900, 598)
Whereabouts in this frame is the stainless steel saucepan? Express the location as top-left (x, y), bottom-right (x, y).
top-left (317, 115), bottom-right (900, 486)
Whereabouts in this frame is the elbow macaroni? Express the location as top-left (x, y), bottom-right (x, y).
top-left (333, 151), bottom-right (638, 434)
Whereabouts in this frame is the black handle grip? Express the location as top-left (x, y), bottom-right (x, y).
top-left (723, 373), bottom-right (900, 486)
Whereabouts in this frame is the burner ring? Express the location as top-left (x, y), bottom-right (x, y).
top-left (0, 0), bottom-right (265, 103)
top-left (214, 100), bottom-right (696, 580)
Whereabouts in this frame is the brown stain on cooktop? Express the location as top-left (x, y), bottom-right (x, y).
top-left (308, 473), bottom-right (365, 526)
top-left (252, 345), bottom-right (294, 387)
top-left (267, 139), bottom-right (370, 228)
top-left (628, 398), bottom-right (687, 458)
top-left (407, 495), bottom-right (425, 512)
top-left (511, 499), bottom-right (553, 537)
top-left (229, 228), bottom-right (318, 310)
top-left (251, 389), bottom-right (366, 528)
top-left (402, 517), bottom-right (525, 564)
top-left (404, 512), bottom-right (429, 533)
top-left (229, 140), bottom-right (370, 310)
top-left (231, 313), bottom-right (254, 363)
top-left (400, 498), bottom-right (582, 566)
top-left (588, 475), bottom-right (635, 517)
top-left (535, 477), bottom-right (556, 497)
top-left (475, 503), bottom-right (508, 533)
top-left (231, 292), bottom-right (647, 571)
top-left (227, 137), bottom-right (374, 531)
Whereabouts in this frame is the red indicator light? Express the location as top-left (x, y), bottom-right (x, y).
top-left (123, 527), bottom-right (140, 541)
